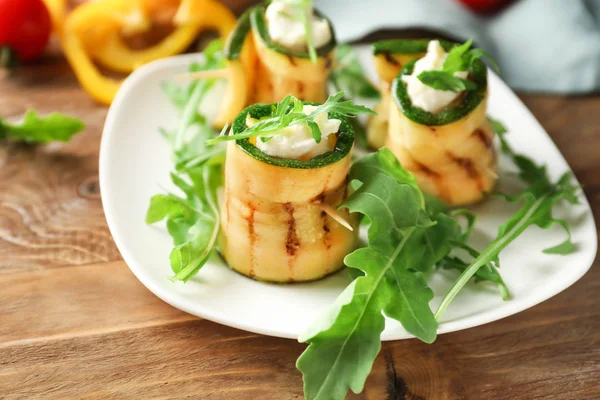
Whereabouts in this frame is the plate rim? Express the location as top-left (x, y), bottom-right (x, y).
top-left (99, 51), bottom-right (598, 341)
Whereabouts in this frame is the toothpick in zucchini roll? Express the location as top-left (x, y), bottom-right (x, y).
top-left (210, 93), bottom-right (374, 282)
top-left (368, 39), bottom-right (456, 148)
top-left (388, 39), bottom-right (497, 206)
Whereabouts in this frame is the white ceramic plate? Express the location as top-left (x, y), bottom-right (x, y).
top-left (100, 47), bottom-right (597, 340)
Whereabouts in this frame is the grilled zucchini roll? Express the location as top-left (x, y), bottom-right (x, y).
top-left (250, 5), bottom-right (336, 104)
top-left (388, 41), bottom-right (496, 206)
top-left (214, 1), bottom-right (336, 128)
top-left (219, 104), bottom-right (358, 283)
top-left (368, 39), bottom-right (455, 148)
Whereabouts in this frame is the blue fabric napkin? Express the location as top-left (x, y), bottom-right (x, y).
top-left (316, 0), bottom-right (600, 93)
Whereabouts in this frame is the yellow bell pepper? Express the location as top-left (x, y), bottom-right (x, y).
top-left (41, 0), bottom-right (66, 35)
top-left (61, 0), bottom-right (236, 104)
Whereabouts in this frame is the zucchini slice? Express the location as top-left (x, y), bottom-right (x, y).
top-left (213, 9), bottom-right (257, 128)
top-left (219, 103), bottom-right (358, 283)
top-left (387, 58), bottom-right (496, 206)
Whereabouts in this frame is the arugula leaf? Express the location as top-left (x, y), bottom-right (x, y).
top-left (147, 41), bottom-right (227, 283)
top-left (147, 163), bottom-right (223, 282)
top-left (0, 110), bottom-right (85, 143)
top-left (438, 256), bottom-right (509, 300)
top-left (442, 39), bottom-right (472, 72)
top-left (435, 119), bottom-right (578, 320)
top-left (417, 70), bottom-right (477, 92)
top-left (205, 91), bottom-right (376, 145)
top-left (297, 149), bottom-right (458, 400)
top-left (451, 209), bottom-right (477, 242)
top-left (330, 45), bottom-right (380, 99)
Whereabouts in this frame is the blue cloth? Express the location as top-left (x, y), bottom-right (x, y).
top-left (316, 0), bottom-right (600, 93)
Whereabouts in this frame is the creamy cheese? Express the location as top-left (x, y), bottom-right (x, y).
top-left (265, 0), bottom-right (331, 51)
top-left (401, 40), bottom-right (468, 114)
top-left (255, 105), bottom-right (341, 159)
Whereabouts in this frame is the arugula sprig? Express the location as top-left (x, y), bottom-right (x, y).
top-left (297, 119), bottom-right (578, 398)
top-left (0, 110), bottom-right (84, 143)
top-left (147, 40), bottom-right (226, 282)
top-left (330, 45), bottom-right (380, 100)
top-left (297, 148), bottom-right (460, 400)
top-left (205, 91), bottom-right (376, 145)
top-left (417, 39), bottom-right (499, 92)
top-left (434, 119), bottom-right (578, 320)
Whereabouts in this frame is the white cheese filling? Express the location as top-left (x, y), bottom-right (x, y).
top-left (254, 105), bottom-right (341, 159)
top-left (401, 40), bottom-right (468, 114)
top-left (265, 0), bottom-right (332, 51)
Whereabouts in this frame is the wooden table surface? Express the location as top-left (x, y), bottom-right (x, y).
top-left (1, 3), bottom-right (599, 399)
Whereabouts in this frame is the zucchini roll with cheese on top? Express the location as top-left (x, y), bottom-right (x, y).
top-left (212, 0), bottom-right (336, 128)
top-left (367, 39), bottom-right (456, 149)
top-left (218, 96), bottom-right (368, 282)
top-left (387, 39), bottom-right (497, 206)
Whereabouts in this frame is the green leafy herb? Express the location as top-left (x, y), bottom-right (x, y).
top-left (297, 148), bottom-right (460, 400)
top-left (330, 45), bottom-right (380, 99)
top-left (277, 0), bottom-right (318, 63)
top-left (147, 40), bottom-right (226, 282)
top-left (417, 70), bottom-right (477, 92)
top-left (416, 39), bottom-right (499, 93)
top-left (434, 119), bottom-right (578, 320)
top-left (0, 110), bottom-right (85, 143)
top-left (146, 163), bottom-right (223, 282)
top-left (205, 91), bottom-right (376, 145)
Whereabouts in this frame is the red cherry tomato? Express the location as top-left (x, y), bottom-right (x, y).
top-left (457, 0), bottom-right (509, 13)
top-left (0, 0), bottom-right (52, 61)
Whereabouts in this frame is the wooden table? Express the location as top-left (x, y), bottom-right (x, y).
top-left (1, 5), bottom-right (599, 399)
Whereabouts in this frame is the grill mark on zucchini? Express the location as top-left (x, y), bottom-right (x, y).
top-left (283, 202), bottom-right (300, 280)
top-left (286, 54), bottom-right (297, 66)
top-left (473, 128), bottom-right (492, 149)
top-left (245, 203), bottom-right (257, 278)
top-left (446, 152), bottom-right (485, 191)
top-left (297, 81), bottom-right (304, 97)
top-left (413, 159), bottom-right (440, 178)
top-left (325, 57), bottom-right (332, 69)
top-left (412, 157), bottom-right (451, 203)
top-left (383, 52), bottom-right (401, 67)
top-left (313, 193), bottom-right (332, 250)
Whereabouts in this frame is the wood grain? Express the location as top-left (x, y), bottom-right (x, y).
top-left (1, 2), bottom-right (599, 399)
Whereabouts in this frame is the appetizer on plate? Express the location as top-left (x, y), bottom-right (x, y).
top-left (191, 0), bottom-right (337, 128)
top-left (219, 101), bottom-right (358, 282)
top-left (370, 39), bottom-right (497, 205)
top-left (142, 35), bottom-right (579, 400)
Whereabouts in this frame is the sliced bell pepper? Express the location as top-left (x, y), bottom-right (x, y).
top-left (62, 0), bottom-right (236, 104)
top-left (41, 0), bottom-right (66, 35)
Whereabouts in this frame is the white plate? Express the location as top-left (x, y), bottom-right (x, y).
top-left (99, 47), bottom-right (597, 340)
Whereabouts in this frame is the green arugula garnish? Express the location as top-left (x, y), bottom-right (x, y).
top-left (147, 40), bottom-right (226, 282)
top-left (434, 118), bottom-right (578, 320)
top-left (205, 91), bottom-right (376, 145)
top-left (417, 39), bottom-right (499, 93)
top-left (297, 148), bottom-right (460, 399)
top-left (330, 45), bottom-right (380, 100)
top-left (0, 110), bottom-right (84, 143)
top-left (297, 118), bottom-right (578, 398)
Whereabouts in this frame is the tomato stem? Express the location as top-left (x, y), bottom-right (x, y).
top-left (0, 46), bottom-right (18, 69)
